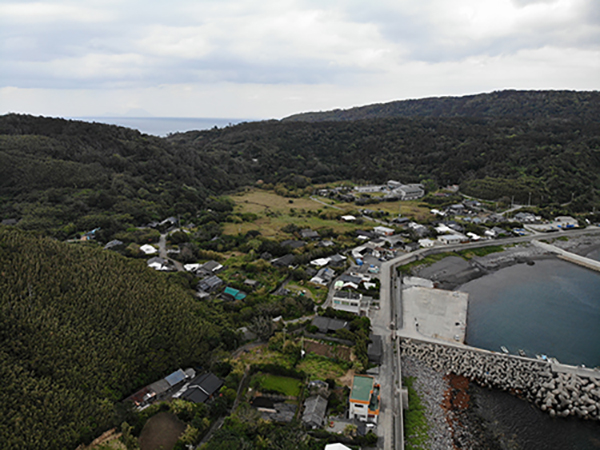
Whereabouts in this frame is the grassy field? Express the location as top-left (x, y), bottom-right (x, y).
top-left (457, 245), bottom-right (505, 260)
top-left (397, 252), bottom-right (454, 274)
top-left (231, 189), bottom-right (325, 214)
top-left (379, 200), bottom-right (432, 222)
top-left (239, 348), bottom-right (297, 369)
top-left (287, 281), bottom-right (328, 304)
top-left (296, 354), bottom-right (348, 380)
top-left (403, 377), bottom-right (430, 450)
top-left (223, 189), bottom-right (434, 237)
top-left (223, 189), bottom-right (364, 237)
top-left (254, 373), bottom-right (302, 397)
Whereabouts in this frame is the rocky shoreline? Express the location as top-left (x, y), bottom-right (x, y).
top-left (402, 355), bottom-right (504, 450)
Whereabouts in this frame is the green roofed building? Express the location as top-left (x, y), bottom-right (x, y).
top-left (222, 286), bottom-right (247, 301)
top-left (349, 375), bottom-right (380, 423)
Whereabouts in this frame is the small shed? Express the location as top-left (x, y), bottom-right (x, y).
top-left (367, 335), bottom-right (383, 365)
top-left (222, 287), bottom-right (247, 301)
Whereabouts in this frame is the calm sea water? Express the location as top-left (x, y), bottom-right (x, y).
top-left (72, 117), bottom-right (255, 137)
top-left (471, 384), bottom-right (600, 450)
top-left (461, 258), bottom-right (600, 367)
top-left (460, 257), bottom-right (600, 449)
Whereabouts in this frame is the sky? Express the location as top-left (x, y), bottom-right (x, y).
top-left (1, 0), bottom-right (599, 120)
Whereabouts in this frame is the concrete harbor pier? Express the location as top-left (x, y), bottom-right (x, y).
top-left (401, 284), bottom-right (468, 344)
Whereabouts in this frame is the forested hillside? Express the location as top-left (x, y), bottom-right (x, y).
top-left (283, 90), bottom-right (600, 123)
top-left (0, 227), bottom-right (231, 450)
top-left (0, 114), bottom-right (253, 239)
top-left (171, 115), bottom-right (600, 211)
top-left (1, 89), bottom-right (600, 241)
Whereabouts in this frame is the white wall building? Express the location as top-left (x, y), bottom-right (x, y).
top-left (438, 234), bottom-right (465, 245)
top-left (332, 291), bottom-right (363, 314)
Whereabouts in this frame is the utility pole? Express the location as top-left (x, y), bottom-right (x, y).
top-left (528, 192), bottom-right (531, 207)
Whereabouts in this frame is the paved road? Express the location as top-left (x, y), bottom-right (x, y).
top-left (159, 233), bottom-right (184, 271)
top-left (369, 257), bottom-right (397, 450)
top-left (309, 196), bottom-right (343, 210)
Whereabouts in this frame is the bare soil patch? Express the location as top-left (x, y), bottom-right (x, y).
top-left (138, 412), bottom-right (186, 450)
top-left (337, 369), bottom-right (356, 388)
top-left (304, 340), bottom-right (352, 360)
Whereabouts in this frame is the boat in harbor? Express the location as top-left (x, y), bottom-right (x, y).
top-left (501, 346), bottom-right (509, 354)
top-left (518, 349), bottom-right (526, 357)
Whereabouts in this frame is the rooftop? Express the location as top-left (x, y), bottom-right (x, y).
top-left (350, 375), bottom-right (374, 403)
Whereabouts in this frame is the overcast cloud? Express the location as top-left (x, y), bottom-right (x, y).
top-left (1, 0), bottom-right (599, 119)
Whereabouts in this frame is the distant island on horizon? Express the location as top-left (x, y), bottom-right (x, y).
top-left (70, 116), bottom-right (255, 136)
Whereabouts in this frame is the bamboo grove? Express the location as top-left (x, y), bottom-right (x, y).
top-left (0, 227), bottom-right (229, 449)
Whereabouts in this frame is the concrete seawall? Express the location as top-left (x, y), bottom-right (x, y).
top-left (532, 240), bottom-right (600, 272)
top-left (400, 338), bottom-right (600, 421)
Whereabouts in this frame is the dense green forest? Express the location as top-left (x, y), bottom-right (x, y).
top-left (283, 90), bottom-right (600, 123)
top-left (0, 227), bottom-right (233, 450)
top-left (2, 91), bottom-right (599, 241)
top-left (170, 115), bottom-right (600, 210)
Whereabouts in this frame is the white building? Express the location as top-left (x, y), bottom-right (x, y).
top-left (140, 244), bottom-right (158, 255)
top-left (395, 184), bottom-right (425, 200)
top-left (354, 185), bottom-right (387, 193)
top-left (325, 444), bottom-right (352, 450)
top-left (437, 234), bottom-right (465, 245)
top-left (373, 226), bottom-right (395, 236)
top-left (418, 238), bottom-right (436, 248)
top-left (332, 291), bottom-right (363, 314)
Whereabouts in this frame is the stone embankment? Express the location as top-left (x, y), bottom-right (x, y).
top-left (401, 338), bottom-right (600, 421)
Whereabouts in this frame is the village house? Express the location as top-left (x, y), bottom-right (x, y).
top-left (281, 239), bottom-right (306, 249)
top-left (373, 225), bottom-right (395, 236)
top-left (140, 244), bottom-right (158, 255)
top-left (127, 368), bottom-right (195, 409)
top-left (272, 254), bottom-right (296, 268)
top-left (300, 228), bottom-right (320, 240)
top-left (179, 372), bottom-right (223, 404)
top-left (311, 316), bottom-right (349, 334)
top-left (332, 290), bottom-right (363, 314)
top-left (198, 260), bottom-right (223, 276)
top-left (302, 395), bottom-right (328, 429)
top-left (437, 234), bottom-right (465, 245)
top-left (349, 375), bottom-right (380, 423)
top-left (198, 275), bottom-right (223, 293)
top-left (147, 256), bottom-right (171, 271)
top-left (310, 267), bottom-right (336, 285)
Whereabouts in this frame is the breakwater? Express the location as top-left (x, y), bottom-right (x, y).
top-left (400, 338), bottom-right (600, 421)
top-left (532, 240), bottom-right (600, 273)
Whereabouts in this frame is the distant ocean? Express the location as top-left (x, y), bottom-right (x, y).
top-left (72, 117), bottom-right (257, 137)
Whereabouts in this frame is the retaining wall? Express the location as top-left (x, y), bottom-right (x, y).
top-left (401, 338), bottom-right (600, 421)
